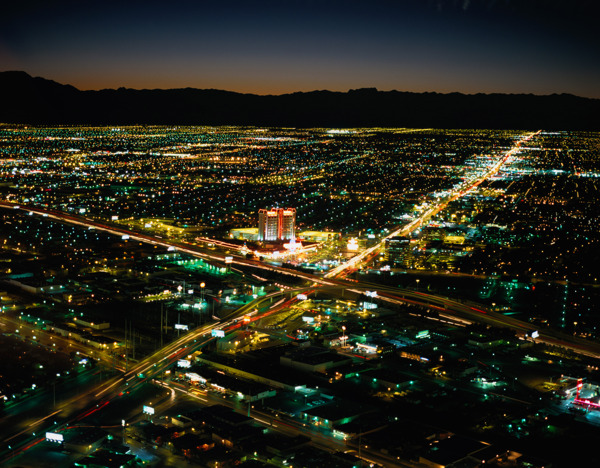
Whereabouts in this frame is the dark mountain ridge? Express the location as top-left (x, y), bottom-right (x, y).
top-left (1, 71), bottom-right (598, 129)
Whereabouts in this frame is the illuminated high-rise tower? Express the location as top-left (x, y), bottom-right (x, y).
top-left (258, 208), bottom-right (295, 241)
top-left (280, 208), bottom-right (296, 240)
top-left (258, 209), bottom-right (279, 241)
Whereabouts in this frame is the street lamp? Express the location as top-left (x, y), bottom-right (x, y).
top-left (415, 279), bottom-right (420, 291)
top-left (198, 283), bottom-right (206, 326)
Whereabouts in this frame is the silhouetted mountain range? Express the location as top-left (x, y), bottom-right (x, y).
top-left (1, 71), bottom-right (598, 129)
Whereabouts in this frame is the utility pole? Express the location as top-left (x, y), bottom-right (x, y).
top-left (358, 428), bottom-right (362, 467)
top-left (124, 319), bottom-right (128, 373)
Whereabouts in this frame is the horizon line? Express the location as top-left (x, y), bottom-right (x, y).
top-left (2, 70), bottom-right (597, 101)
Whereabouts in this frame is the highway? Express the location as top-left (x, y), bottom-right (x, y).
top-left (0, 200), bottom-right (339, 291)
top-left (0, 287), bottom-right (303, 463)
top-left (324, 130), bottom-right (540, 278)
top-left (249, 281), bottom-right (600, 361)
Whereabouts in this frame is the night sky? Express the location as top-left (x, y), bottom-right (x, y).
top-left (1, 0), bottom-right (598, 97)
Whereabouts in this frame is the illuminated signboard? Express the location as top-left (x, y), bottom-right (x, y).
top-left (356, 342), bottom-right (377, 353)
top-left (121, 235), bottom-right (130, 240)
top-left (186, 372), bottom-right (205, 383)
top-left (174, 324), bottom-right (188, 330)
top-left (531, 330), bottom-right (539, 339)
top-left (46, 432), bottom-right (64, 443)
top-left (416, 330), bottom-right (430, 339)
top-left (302, 316), bottom-right (315, 323)
top-left (211, 329), bottom-right (225, 338)
top-left (143, 405), bottom-right (155, 415)
top-left (364, 291), bottom-right (378, 298)
top-left (347, 238), bottom-right (359, 251)
top-left (297, 294), bottom-right (308, 300)
top-left (225, 256), bottom-right (233, 264)
top-left (111, 215), bottom-right (118, 221)
top-left (177, 359), bottom-right (191, 368)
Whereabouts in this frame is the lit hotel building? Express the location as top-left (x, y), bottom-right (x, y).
top-left (258, 208), bottom-right (296, 241)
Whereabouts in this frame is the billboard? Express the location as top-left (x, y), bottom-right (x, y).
top-left (46, 432), bottom-right (64, 443)
top-left (211, 329), bottom-right (225, 338)
top-left (143, 405), bottom-right (155, 415)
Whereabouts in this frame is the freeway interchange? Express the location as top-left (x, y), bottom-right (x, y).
top-left (2, 245), bottom-right (600, 465)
